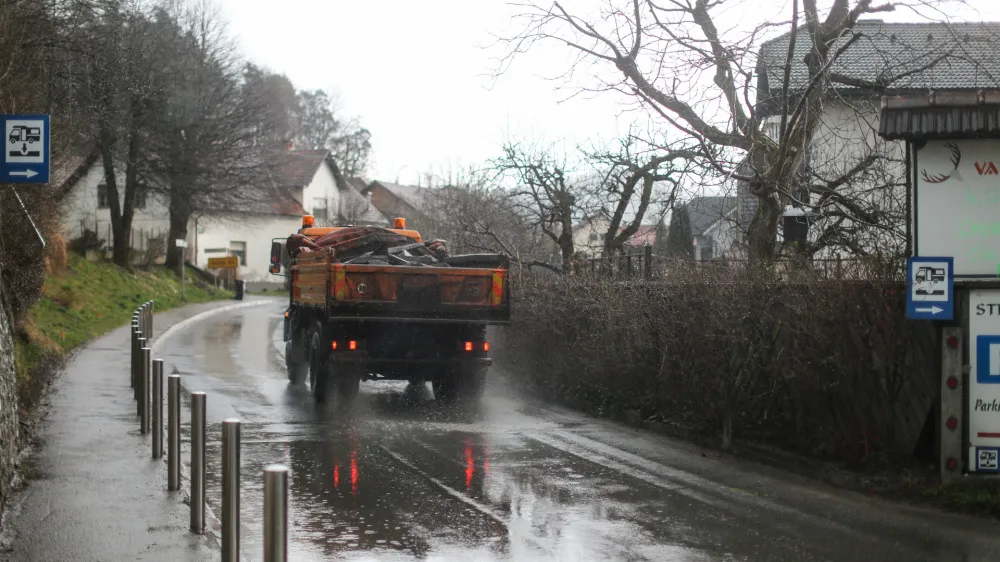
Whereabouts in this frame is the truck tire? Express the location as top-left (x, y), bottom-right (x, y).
top-left (308, 330), bottom-right (331, 404)
top-left (286, 339), bottom-right (308, 384)
top-left (433, 364), bottom-right (487, 404)
top-left (337, 371), bottom-right (361, 403)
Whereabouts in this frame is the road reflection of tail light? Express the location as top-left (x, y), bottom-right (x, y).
top-left (465, 444), bottom-right (475, 490)
top-left (351, 450), bottom-right (359, 495)
top-left (334, 462), bottom-right (340, 488)
top-left (349, 340), bottom-right (357, 351)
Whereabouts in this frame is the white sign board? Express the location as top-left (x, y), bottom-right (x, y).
top-left (175, 239), bottom-right (187, 248)
top-left (915, 139), bottom-right (1000, 278)
top-left (968, 289), bottom-right (1000, 471)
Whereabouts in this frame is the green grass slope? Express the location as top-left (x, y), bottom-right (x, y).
top-left (14, 255), bottom-right (232, 407)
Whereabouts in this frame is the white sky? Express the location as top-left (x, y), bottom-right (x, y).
top-left (217, 0), bottom-right (1000, 186)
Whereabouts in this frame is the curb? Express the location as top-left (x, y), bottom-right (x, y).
top-left (149, 298), bottom-right (276, 561)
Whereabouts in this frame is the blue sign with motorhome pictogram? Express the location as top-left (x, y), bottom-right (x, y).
top-left (906, 256), bottom-right (954, 320)
top-left (1, 114), bottom-right (49, 184)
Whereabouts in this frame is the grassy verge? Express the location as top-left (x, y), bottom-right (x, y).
top-left (13, 254), bottom-right (232, 408)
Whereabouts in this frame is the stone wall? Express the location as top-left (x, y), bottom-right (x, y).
top-left (0, 285), bottom-right (18, 510)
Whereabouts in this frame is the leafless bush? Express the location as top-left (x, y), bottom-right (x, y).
top-left (498, 261), bottom-right (933, 465)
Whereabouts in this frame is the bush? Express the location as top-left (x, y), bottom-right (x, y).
top-left (497, 263), bottom-right (936, 466)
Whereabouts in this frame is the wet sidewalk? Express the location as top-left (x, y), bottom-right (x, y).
top-left (0, 299), bottom-right (271, 562)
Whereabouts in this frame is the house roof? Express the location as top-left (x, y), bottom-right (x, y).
top-left (368, 181), bottom-right (430, 210)
top-left (270, 149), bottom-right (332, 189)
top-left (879, 89), bottom-right (1000, 139)
top-left (211, 186), bottom-right (306, 217)
top-left (683, 196), bottom-right (737, 236)
top-left (339, 188), bottom-right (388, 224)
top-left (54, 145), bottom-right (101, 200)
top-left (758, 21), bottom-right (1000, 100)
top-left (626, 225), bottom-right (657, 246)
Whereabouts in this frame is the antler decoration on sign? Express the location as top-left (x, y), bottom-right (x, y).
top-left (920, 142), bottom-right (962, 184)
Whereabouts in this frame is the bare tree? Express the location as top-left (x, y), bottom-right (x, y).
top-left (584, 135), bottom-right (697, 258)
top-left (491, 139), bottom-right (589, 272)
top-left (146, 0), bottom-right (281, 273)
top-left (62, 0), bottom-right (164, 267)
top-left (496, 0), bottom-right (972, 265)
top-left (293, 89), bottom-right (373, 177)
top-left (424, 174), bottom-right (561, 272)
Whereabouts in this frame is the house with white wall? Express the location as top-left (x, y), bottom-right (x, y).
top-left (57, 147), bottom-right (385, 282)
top-left (58, 147), bottom-right (173, 254)
top-left (709, 20), bottom-right (1000, 261)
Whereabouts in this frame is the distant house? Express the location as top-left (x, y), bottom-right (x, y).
top-left (680, 197), bottom-right (738, 261)
top-left (362, 181), bottom-right (433, 231)
top-left (58, 145), bottom-right (173, 255)
top-left (572, 215), bottom-right (611, 257)
top-left (58, 147), bottom-right (382, 282)
top-left (624, 225), bottom-right (658, 251)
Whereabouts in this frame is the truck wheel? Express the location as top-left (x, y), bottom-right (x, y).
top-left (434, 365), bottom-right (487, 404)
top-left (338, 371), bottom-right (361, 403)
top-left (286, 340), bottom-right (308, 384)
top-left (308, 331), bottom-right (331, 404)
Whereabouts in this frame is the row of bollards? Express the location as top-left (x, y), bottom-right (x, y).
top-left (129, 301), bottom-right (289, 561)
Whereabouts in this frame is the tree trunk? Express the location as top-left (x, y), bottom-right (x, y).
top-left (165, 188), bottom-right (192, 275)
top-left (746, 189), bottom-right (781, 265)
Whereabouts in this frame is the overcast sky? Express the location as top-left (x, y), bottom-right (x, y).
top-left (217, 0), bottom-right (1000, 186)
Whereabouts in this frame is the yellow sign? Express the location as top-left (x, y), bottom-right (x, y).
top-left (208, 256), bottom-right (239, 269)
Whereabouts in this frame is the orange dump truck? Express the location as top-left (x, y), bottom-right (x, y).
top-left (268, 215), bottom-right (511, 405)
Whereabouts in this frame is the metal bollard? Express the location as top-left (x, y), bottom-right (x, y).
top-left (152, 359), bottom-right (164, 458)
top-left (137, 337), bottom-right (146, 417)
top-left (130, 324), bottom-right (138, 392)
top-left (190, 392), bottom-right (207, 534)
top-left (140, 346), bottom-right (151, 434)
top-left (168, 375), bottom-right (181, 491)
top-left (263, 464), bottom-right (289, 562)
top-left (222, 419), bottom-right (241, 562)
top-left (148, 301), bottom-right (154, 339)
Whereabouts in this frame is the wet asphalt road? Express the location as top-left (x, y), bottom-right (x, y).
top-left (159, 303), bottom-right (1000, 562)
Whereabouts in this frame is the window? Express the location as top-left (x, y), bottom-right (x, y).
top-left (312, 204), bottom-right (328, 222)
top-left (229, 241), bottom-right (246, 266)
top-left (97, 183), bottom-right (146, 209)
top-left (97, 183), bottom-right (108, 209)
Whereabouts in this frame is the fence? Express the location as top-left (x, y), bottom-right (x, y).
top-left (71, 221), bottom-right (169, 264)
top-left (129, 301), bottom-right (288, 561)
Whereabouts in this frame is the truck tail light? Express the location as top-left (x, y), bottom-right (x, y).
top-left (349, 340), bottom-right (357, 351)
top-left (483, 342), bottom-right (490, 352)
top-left (465, 341), bottom-right (473, 352)
top-left (331, 341), bottom-right (338, 350)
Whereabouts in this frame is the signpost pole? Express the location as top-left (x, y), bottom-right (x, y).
top-left (176, 239), bottom-right (187, 301)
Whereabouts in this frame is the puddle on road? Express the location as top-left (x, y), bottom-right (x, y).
top-left (202, 417), bottom-right (730, 562)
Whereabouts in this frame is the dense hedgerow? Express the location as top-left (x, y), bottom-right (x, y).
top-left (497, 262), bottom-right (937, 465)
